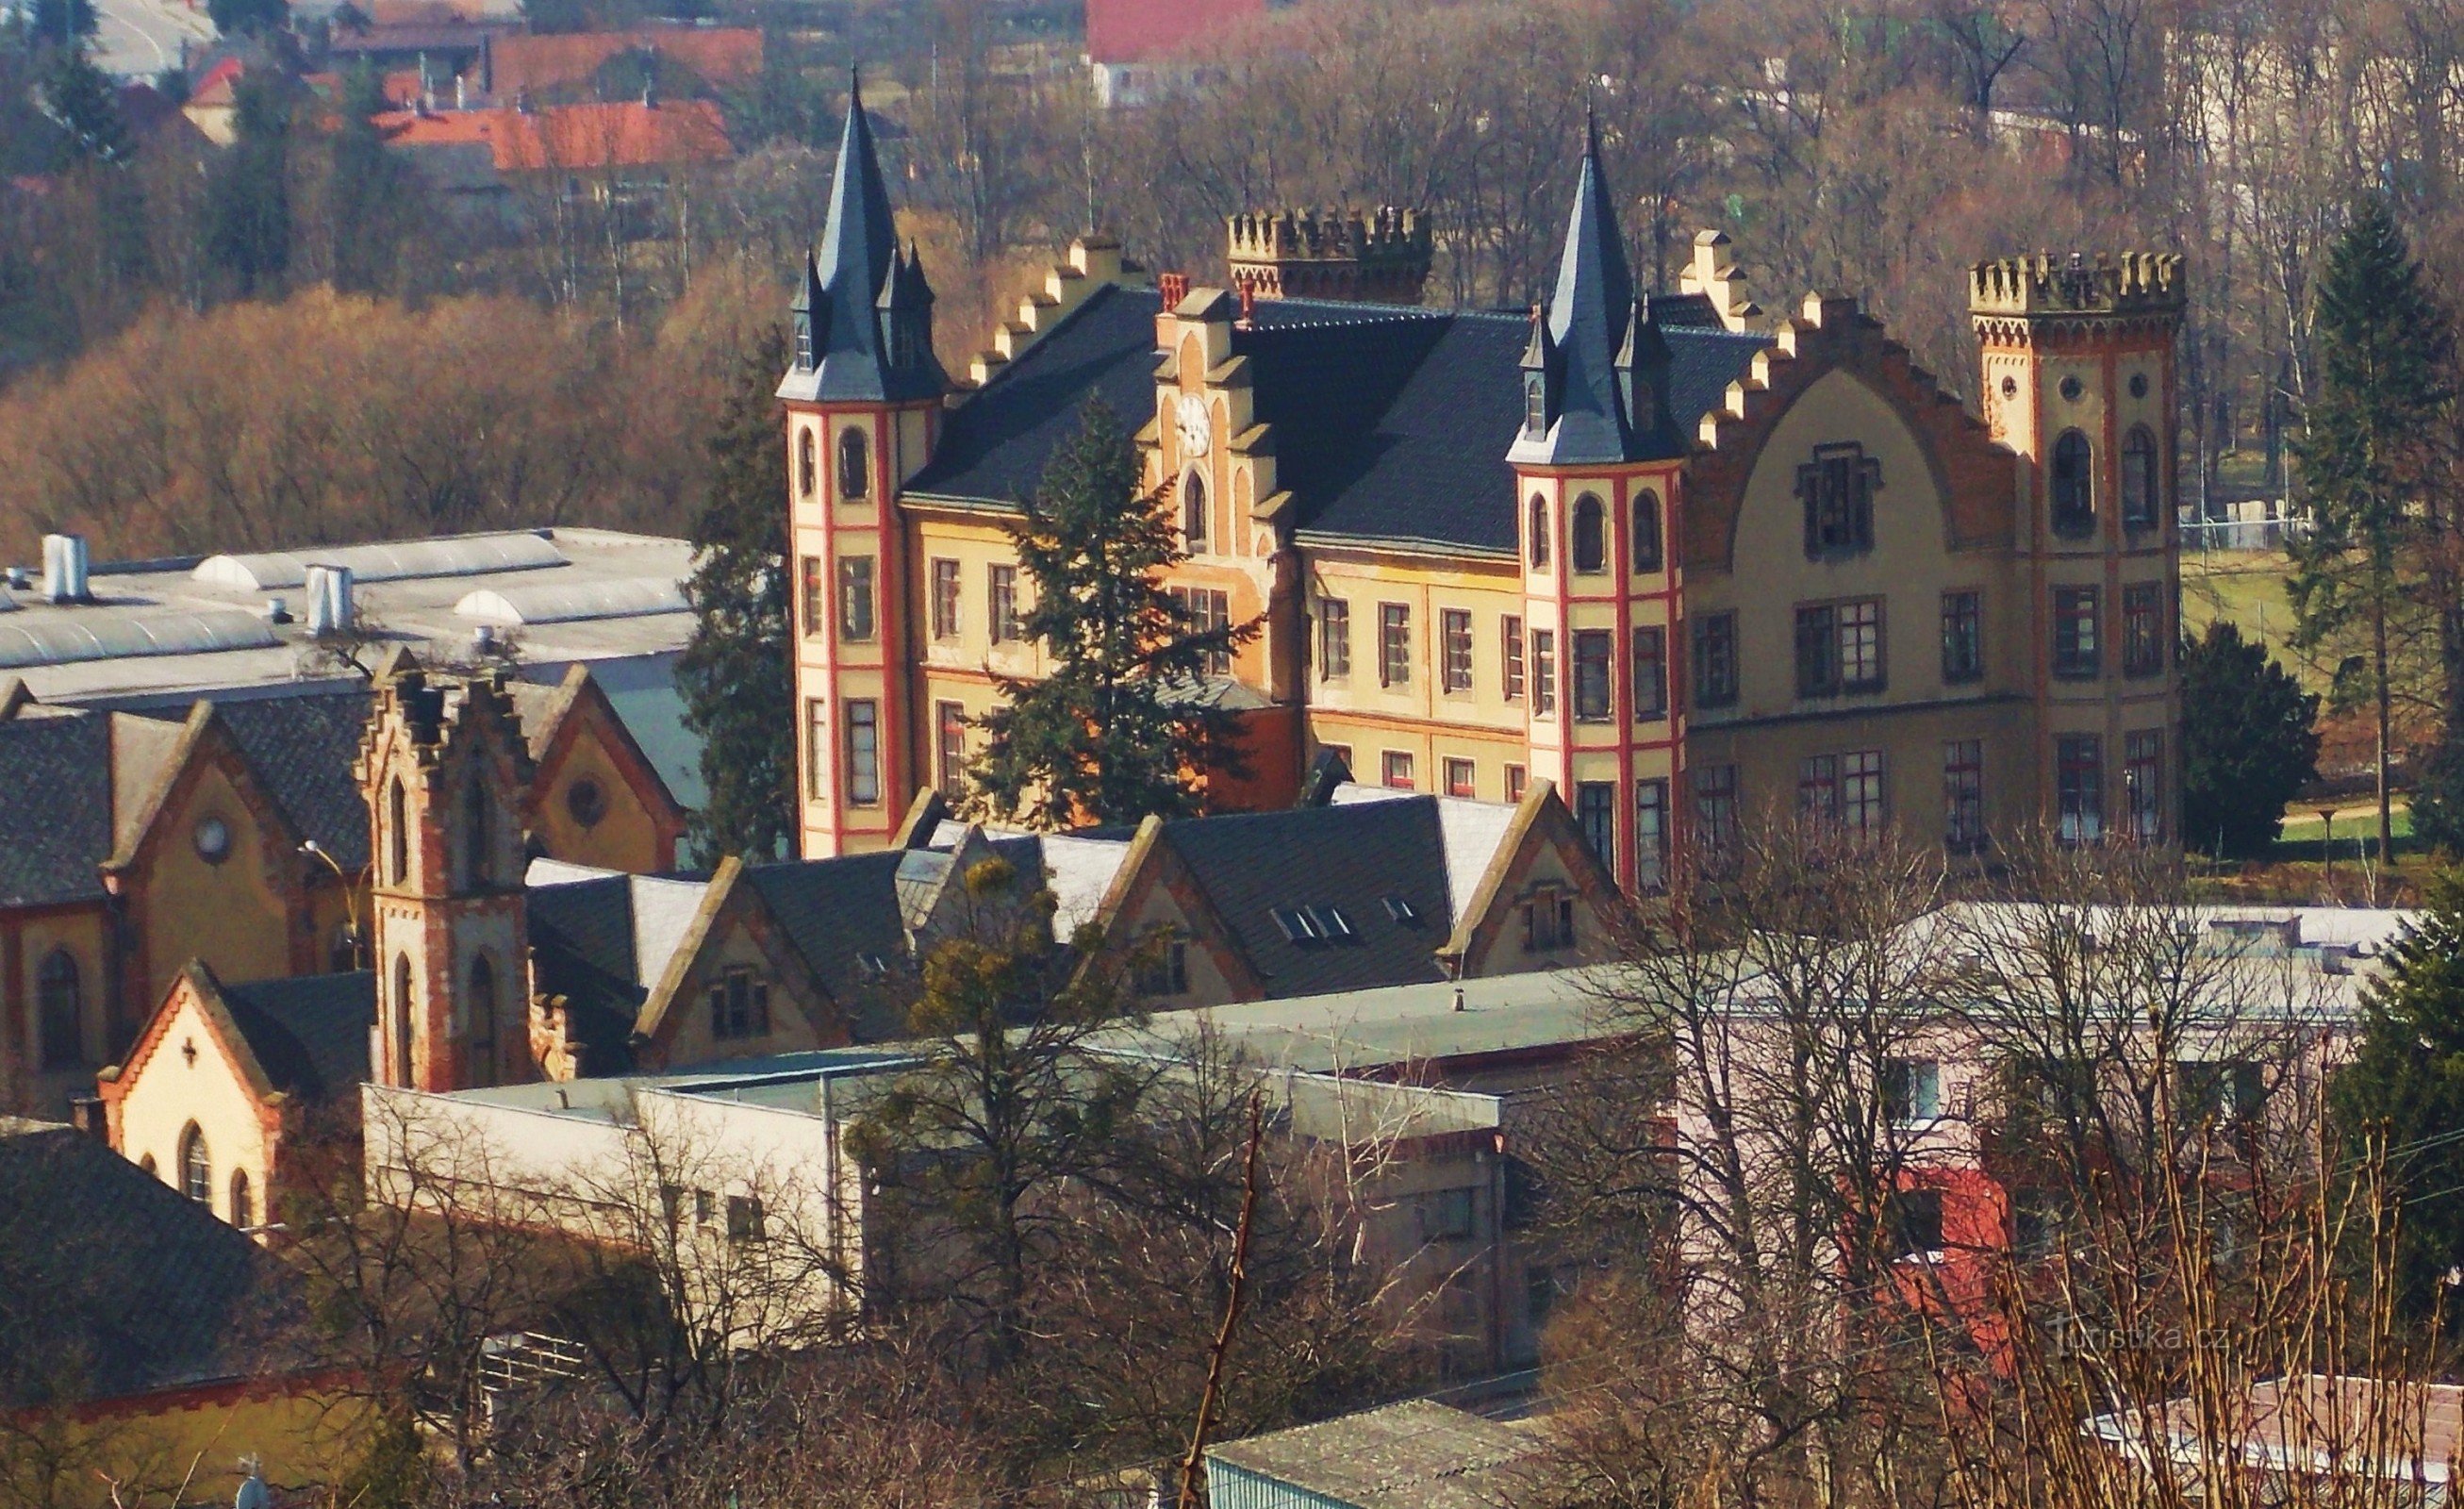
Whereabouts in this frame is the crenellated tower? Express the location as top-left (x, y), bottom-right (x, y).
top-left (1505, 120), bottom-right (1688, 892)
top-left (783, 75), bottom-right (948, 859)
top-left (356, 656), bottom-right (536, 1092)
top-left (1226, 207), bottom-right (1433, 306)
top-left (1971, 253), bottom-right (2185, 848)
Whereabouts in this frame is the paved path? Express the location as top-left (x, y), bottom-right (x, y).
top-left (89, 0), bottom-right (216, 79)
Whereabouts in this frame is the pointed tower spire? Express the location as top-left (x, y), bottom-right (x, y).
top-left (1511, 111), bottom-right (1671, 465)
top-left (779, 67), bottom-right (946, 404)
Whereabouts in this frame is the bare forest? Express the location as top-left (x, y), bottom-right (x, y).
top-left (3, 0), bottom-right (2456, 559)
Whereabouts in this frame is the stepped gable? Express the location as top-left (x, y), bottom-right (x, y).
top-left (1685, 290), bottom-right (2019, 572)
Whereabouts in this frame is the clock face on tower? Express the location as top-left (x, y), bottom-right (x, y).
top-left (1176, 393), bottom-right (1213, 459)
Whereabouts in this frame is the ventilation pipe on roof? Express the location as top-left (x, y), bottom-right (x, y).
top-left (41, 534), bottom-right (89, 604)
top-left (305, 564), bottom-right (356, 638)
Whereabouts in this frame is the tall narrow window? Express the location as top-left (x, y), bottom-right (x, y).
top-left (1694, 764), bottom-right (1738, 867)
top-left (37, 949), bottom-right (80, 1071)
top-left (1318, 598), bottom-right (1351, 680)
top-left (930, 559), bottom-right (960, 640)
top-left (1798, 753), bottom-right (1840, 819)
top-left (1841, 750), bottom-right (1886, 833)
top-left (1572, 494), bottom-right (1607, 573)
top-left (1943, 739), bottom-right (1984, 854)
top-left (2058, 735), bottom-right (2103, 846)
top-left (230, 1170), bottom-right (252, 1232)
top-left (1182, 473), bottom-right (1209, 551)
top-left (392, 954), bottom-right (414, 1086)
top-left (800, 556), bottom-right (823, 638)
top-left (846, 701), bottom-right (880, 805)
top-left (1941, 590), bottom-right (1983, 683)
top-left (1172, 588), bottom-right (1233, 675)
top-left (2123, 582), bottom-right (2165, 676)
top-left (1839, 599), bottom-right (1883, 689)
top-left (1524, 375), bottom-right (1546, 436)
top-left (388, 777), bottom-right (408, 885)
top-left (1694, 613), bottom-right (1738, 707)
top-left (1577, 782), bottom-right (1615, 862)
top-left (2050, 430), bottom-right (2095, 538)
top-left (1532, 630), bottom-right (1557, 715)
top-left (989, 565), bottom-right (1020, 643)
top-left (1634, 779), bottom-right (1669, 892)
top-left (1528, 495), bottom-right (1550, 569)
top-left (1573, 630), bottom-right (1612, 721)
top-left (837, 427), bottom-right (870, 502)
top-left (1505, 764), bottom-right (1528, 803)
top-left (1632, 627), bottom-right (1667, 721)
top-left (805, 698), bottom-right (829, 801)
top-left (2122, 425), bottom-right (2160, 531)
top-left (2053, 588), bottom-right (2101, 678)
top-left (1632, 488), bottom-right (1663, 572)
top-left (2125, 730), bottom-right (2163, 843)
top-left (468, 953), bottom-right (497, 1061)
top-left (840, 556), bottom-right (877, 641)
top-left (937, 701), bottom-right (967, 792)
top-left (1441, 609), bottom-right (1474, 693)
top-left (463, 773), bottom-right (489, 887)
top-left (180, 1124), bottom-right (210, 1204)
top-left (1379, 604), bottom-right (1412, 688)
top-left (1501, 615), bottom-right (1525, 701)
top-left (1795, 604), bottom-right (1839, 697)
top-left (797, 429), bottom-right (817, 499)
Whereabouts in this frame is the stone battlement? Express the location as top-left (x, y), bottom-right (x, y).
top-left (1228, 206), bottom-right (1431, 305)
top-left (1969, 252), bottom-right (2186, 317)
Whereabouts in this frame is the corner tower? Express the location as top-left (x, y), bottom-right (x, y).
top-left (357, 659), bottom-right (536, 1091)
top-left (1971, 254), bottom-right (2185, 848)
top-left (783, 74), bottom-right (948, 858)
top-left (1506, 120), bottom-right (1687, 893)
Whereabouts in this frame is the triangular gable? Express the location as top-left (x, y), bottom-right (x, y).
top-left (1087, 815), bottom-right (1269, 1001)
top-left (1440, 780), bottom-right (1622, 975)
top-left (102, 705), bottom-right (307, 876)
top-left (101, 962), bottom-right (284, 1119)
top-left (522, 664), bottom-right (686, 849)
top-left (631, 857), bottom-right (846, 1056)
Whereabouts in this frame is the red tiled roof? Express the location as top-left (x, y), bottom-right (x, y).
top-left (1085, 0), bottom-right (1264, 64)
top-left (376, 98), bottom-right (732, 173)
top-left (188, 55), bottom-right (245, 108)
top-left (487, 26), bottom-right (761, 97)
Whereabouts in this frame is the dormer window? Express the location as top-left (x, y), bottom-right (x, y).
top-left (1524, 375), bottom-right (1546, 437)
top-left (793, 319), bottom-right (814, 372)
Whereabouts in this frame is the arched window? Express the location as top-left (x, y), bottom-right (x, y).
top-left (230, 1170), bottom-right (252, 1232)
top-left (388, 778), bottom-right (408, 885)
top-left (469, 953), bottom-right (496, 1056)
top-left (837, 428), bottom-right (870, 502)
top-left (37, 948), bottom-right (80, 1071)
top-left (1571, 494), bottom-right (1607, 573)
top-left (393, 954), bottom-right (415, 1086)
top-left (2050, 430), bottom-right (2095, 538)
top-left (1632, 488), bottom-right (1663, 572)
top-left (463, 774), bottom-right (489, 888)
top-left (1182, 473), bottom-right (1209, 552)
top-left (1524, 375), bottom-right (1546, 437)
top-left (180, 1124), bottom-right (210, 1204)
top-left (2122, 425), bottom-right (2160, 531)
top-left (1528, 495), bottom-right (1550, 569)
top-left (796, 429), bottom-right (817, 499)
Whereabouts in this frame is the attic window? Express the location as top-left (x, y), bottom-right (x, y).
top-left (1384, 895), bottom-right (1420, 926)
top-left (1271, 906), bottom-right (1321, 943)
top-left (1524, 375), bottom-right (1546, 437)
top-left (856, 951), bottom-right (890, 979)
top-left (1308, 904), bottom-right (1357, 941)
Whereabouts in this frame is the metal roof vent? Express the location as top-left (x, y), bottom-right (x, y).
top-left (263, 597), bottom-right (290, 624)
top-left (41, 534), bottom-right (90, 604)
top-left (305, 564), bottom-right (356, 637)
top-left (4, 567), bottom-right (26, 590)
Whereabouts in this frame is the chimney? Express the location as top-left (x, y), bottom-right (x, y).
top-left (306, 564), bottom-right (355, 637)
top-left (1158, 271), bottom-right (1189, 308)
top-left (41, 533), bottom-right (89, 604)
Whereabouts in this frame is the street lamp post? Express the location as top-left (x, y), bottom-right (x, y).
top-left (300, 839), bottom-right (368, 970)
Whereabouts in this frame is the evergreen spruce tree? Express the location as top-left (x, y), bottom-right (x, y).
top-left (2178, 622), bottom-right (2321, 857)
top-left (678, 326), bottom-right (797, 864)
top-left (204, 73), bottom-right (293, 296)
top-left (2330, 871), bottom-right (2464, 1326)
top-left (327, 63), bottom-right (411, 294)
top-left (2288, 194), bottom-right (2456, 869)
top-left (970, 401), bottom-right (1254, 829)
top-left (40, 47), bottom-right (126, 162)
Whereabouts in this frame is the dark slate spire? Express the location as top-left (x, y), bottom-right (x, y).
top-left (780, 70), bottom-right (946, 405)
top-left (1511, 113), bottom-right (1680, 465)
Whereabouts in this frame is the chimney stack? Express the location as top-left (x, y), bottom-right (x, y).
top-left (41, 534), bottom-right (90, 604)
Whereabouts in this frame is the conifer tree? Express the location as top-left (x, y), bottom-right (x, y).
top-left (970, 401), bottom-right (1254, 829)
top-left (204, 73), bottom-right (294, 296)
top-left (2330, 871), bottom-right (2464, 1325)
top-left (40, 47), bottom-right (126, 163)
top-left (2288, 195), bottom-right (2456, 869)
top-left (2178, 622), bottom-right (2320, 857)
top-left (678, 326), bottom-right (796, 865)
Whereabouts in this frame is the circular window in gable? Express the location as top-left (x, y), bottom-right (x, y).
top-left (193, 816), bottom-right (231, 866)
top-left (2000, 375), bottom-right (2018, 398)
top-left (566, 778), bottom-right (607, 829)
top-left (2129, 373), bottom-right (2149, 399)
top-left (2059, 375), bottom-right (2084, 402)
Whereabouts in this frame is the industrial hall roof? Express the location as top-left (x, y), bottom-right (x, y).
top-left (902, 282), bottom-right (1764, 557)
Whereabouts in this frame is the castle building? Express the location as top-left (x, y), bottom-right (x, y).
top-left (782, 91), bottom-right (2186, 885)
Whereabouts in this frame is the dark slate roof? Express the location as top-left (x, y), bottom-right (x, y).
top-left (207, 691), bottom-right (375, 870)
top-left (220, 971), bottom-right (375, 1101)
top-left (0, 1121), bottom-right (312, 1407)
top-left (746, 853), bottom-right (912, 1041)
top-left (903, 284), bottom-right (1765, 556)
top-left (905, 281), bottom-right (1164, 506)
top-left (1162, 798), bottom-right (1456, 998)
top-left (0, 714), bottom-right (112, 906)
top-left (526, 875), bottom-right (648, 1073)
